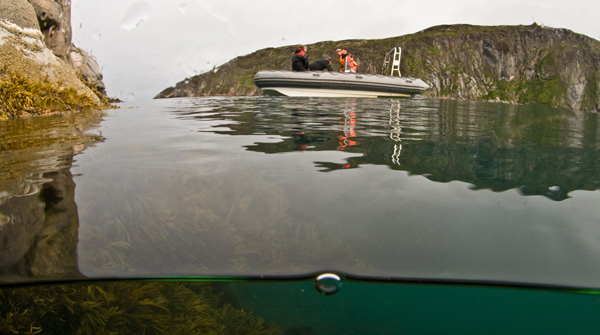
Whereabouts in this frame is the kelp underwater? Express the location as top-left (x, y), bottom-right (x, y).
top-left (0, 102), bottom-right (360, 335)
top-left (4, 277), bottom-right (600, 334)
top-left (76, 165), bottom-right (364, 277)
top-left (0, 280), bottom-right (280, 335)
top-left (0, 110), bottom-right (357, 334)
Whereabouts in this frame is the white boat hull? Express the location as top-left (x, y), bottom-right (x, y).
top-left (261, 87), bottom-right (413, 98)
top-left (254, 70), bottom-right (429, 98)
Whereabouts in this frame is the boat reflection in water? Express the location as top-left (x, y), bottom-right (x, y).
top-left (245, 98), bottom-right (599, 201)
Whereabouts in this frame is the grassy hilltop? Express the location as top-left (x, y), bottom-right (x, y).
top-left (156, 24), bottom-right (600, 112)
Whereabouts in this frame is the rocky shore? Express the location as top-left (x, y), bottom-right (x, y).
top-left (0, 0), bottom-right (109, 119)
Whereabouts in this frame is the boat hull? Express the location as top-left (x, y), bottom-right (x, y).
top-left (254, 70), bottom-right (429, 98)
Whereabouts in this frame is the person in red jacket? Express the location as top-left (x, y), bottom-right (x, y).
top-left (336, 48), bottom-right (357, 72)
top-left (291, 45), bottom-right (309, 71)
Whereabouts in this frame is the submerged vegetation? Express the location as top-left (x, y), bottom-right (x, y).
top-left (0, 281), bottom-right (280, 334)
top-left (77, 164), bottom-right (359, 277)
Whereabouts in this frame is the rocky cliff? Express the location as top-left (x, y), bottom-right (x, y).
top-left (156, 24), bottom-right (600, 112)
top-left (0, 0), bottom-right (108, 119)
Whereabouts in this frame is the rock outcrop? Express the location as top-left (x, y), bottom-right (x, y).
top-left (0, 0), bottom-right (39, 29)
top-left (156, 24), bottom-right (600, 112)
top-left (25, 0), bottom-right (105, 95)
top-left (28, 0), bottom-right (72, 58)
top-left (0, 0), bottom-right (108, 119)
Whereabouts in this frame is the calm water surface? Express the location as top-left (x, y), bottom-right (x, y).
top-left (1, 97), bottom-right (600, 288)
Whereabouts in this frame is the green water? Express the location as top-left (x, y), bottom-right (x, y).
top-left (224, 278), bottom-right (600, 334)
top-left (2, 278), bottom-right (600, 334)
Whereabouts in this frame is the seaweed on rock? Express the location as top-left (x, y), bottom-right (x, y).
top-left (0, 72), bottom-right (105, 119)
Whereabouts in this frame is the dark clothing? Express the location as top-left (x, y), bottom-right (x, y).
top-left (291, 48), bottom-right (309, 71)
top-left (309, 59), bottom-right (333, 71)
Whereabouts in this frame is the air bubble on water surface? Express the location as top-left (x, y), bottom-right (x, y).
top-left (314, 273), bottom-right (341, 295)
top-left (120, 2), bottom-right (152, 30)
top-left (549, 185), bottom-right (561, 192)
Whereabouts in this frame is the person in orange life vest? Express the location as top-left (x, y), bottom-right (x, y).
top-left (335, 48), bottom-right (357, 72)
top-left (291, 45), bottom-right (309, 71)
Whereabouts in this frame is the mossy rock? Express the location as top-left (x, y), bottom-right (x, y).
top-left (0, 19), bottom-right (110, 119)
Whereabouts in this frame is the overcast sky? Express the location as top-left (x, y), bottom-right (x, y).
top-left (71, 0), bottom-right (599, 100)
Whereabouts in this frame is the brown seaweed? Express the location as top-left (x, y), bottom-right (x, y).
top-left (0, 281), bottom-right (281, 335)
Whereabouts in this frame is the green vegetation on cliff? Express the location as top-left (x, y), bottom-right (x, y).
top-left (156, 24), bottom-right (600, 112)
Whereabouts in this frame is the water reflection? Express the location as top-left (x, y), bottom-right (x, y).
top-left (187, 98), bottom-right (600, 200)
top-left (0, 110), bottom-right (105, 282)
top-left (1, 98), bottom-right (600, 289)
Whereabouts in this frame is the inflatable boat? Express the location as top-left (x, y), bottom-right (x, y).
top-left (253, 47), bottom-right (429, 98)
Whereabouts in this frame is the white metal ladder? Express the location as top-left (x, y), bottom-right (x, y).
top-left (390, 47), bottom-right (402, 77)
top-left (382, 47), bottom-right (402, 77)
